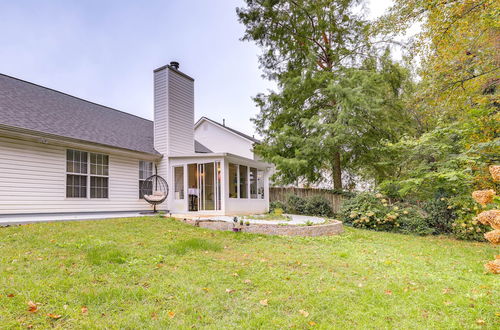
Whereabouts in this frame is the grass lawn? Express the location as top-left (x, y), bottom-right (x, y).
top-left (1, 217), bottom-right (498, 329)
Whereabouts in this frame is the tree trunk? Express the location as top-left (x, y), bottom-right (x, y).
top-left (332, 151), bottom-right (342, 190)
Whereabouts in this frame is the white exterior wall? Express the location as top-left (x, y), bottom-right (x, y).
top-left (194, 120), bottom-right (255, 159)
top-left (166, 155), bottom-right (270, 215)
top-left (0, 135), bottom-right (155, 215)
top-left (223, 157), bottom-right (269, 215)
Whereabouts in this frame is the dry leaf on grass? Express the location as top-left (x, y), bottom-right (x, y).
top-left (442, 288), bottom-right (453, 294)
top-left (308, 321), bottom-right (317, 326)
top-left (384, 290), bottom-right (393, 295)
top-left (243, 279), bottom-right (252, 284)
top-left (7, 293), bottom-right (15, 298)
top-left (81, 306), bottom-right (88, 314)
top-left (27, 301), bottom-right (38, 313)
top-left (168, 311), bottom-right (175, 319)
top-left (225, 288), bottom-right (235, 293)
top-left (299, 310), bottom-right (309, 317)
top-left (46, 313), bottom-right (61, 319)
top-left (259, 299), bottom-right (268, 306)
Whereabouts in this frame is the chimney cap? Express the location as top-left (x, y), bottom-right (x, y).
top-left (169, 61), bottom-right (180, 70)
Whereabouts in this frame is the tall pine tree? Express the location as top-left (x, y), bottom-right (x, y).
top-left (237, 0), bottom-right (412, 189)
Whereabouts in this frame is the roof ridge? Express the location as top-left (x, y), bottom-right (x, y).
top-left (0, 73), bottom-right (153, 123)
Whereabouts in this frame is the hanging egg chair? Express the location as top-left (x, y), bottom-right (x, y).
top-left (140, 174), bottom-right (169, 213)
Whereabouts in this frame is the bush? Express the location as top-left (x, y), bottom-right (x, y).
top-left (452, 216), bottom-right (489, 241)
top-left (422, 198), bottom-right (455, 235)
top-left (340, 192), bottom-right (434, 235)
top-left (397, 206), bottom-right (434, 236)
top-left (304, 195), bottom-right (332, 217)
top-left (286, 194), bottom-right (307, 214)
top-left (269, 201), bottom-right (287, 213)
top-left (339, 192), bottom-right (394, 231)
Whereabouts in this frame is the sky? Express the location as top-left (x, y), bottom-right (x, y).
top-left (0, 0), bottom-right (392, 137)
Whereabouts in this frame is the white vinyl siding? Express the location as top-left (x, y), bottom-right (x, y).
top-left (167, 70), bottom-right (194, 155)
top-left (0, 135), bottom-right (153, 214)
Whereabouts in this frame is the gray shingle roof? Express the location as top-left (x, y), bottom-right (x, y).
top-left (194, 140), bottom-right (212, 153)
top-left (0, 73), bottom-right (210, 155)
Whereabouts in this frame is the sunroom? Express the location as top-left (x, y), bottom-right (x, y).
top-left (167, 153), bottom-right (271, 215)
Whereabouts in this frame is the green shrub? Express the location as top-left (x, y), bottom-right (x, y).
top-left (273, 208), bottom-right (284, 216)
top-left (452, 216), bottom-right (488, 241)
top-left (304, 195), bottom-right (332, 217)
top-left (339, 192), bottom-right (394, 231)
top-left (422, 197), bottom-right (455, 235)
top-left (396, 206), bottom-right (434, 236)
top-left (340, 192), bottom-right (435, 235)
top-left (286, 194), bottom-right (307, 214)
top-left (270, 201), bottom-right (287, 213)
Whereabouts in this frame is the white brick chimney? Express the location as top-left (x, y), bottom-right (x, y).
top-left (153, 62), bottom-right (195, 157)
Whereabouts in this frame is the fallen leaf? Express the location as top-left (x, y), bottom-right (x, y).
top-left (7, 293), bottom-right (15, 298)
top-left (442, 288), bottom-right (453, 294)
top-left (259, 299), bottom-right (268, 306)
top-left (27, 301), bottom-right (38, 313)
top-left (225, 288), bottom-right (235, 293)
top-left (47, 313), bottom-right (61, 319)
top-left (243, 279), bottom-right (252, 284)
top-left (308, 321), bottom-right (317, 326)
top-left (151, 312), bottom-right (158, 320)
top-left (81, 306), bottom-right (88, 314)
top-left (357, 283), bottom-right (364, 288)
top-left (202, 287), bottom-right (210, 292)
top-left (232, 273), bottom-right (239, 277)
top-left (299, 310), bottom-right (309, 317)
top-left (384, 290), bottom-right (393, 295)
top-left (168, 311), bottom-right (175, 319)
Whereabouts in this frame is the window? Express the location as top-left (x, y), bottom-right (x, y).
top-left (66, 174), bottom-right (87, 198)
top-left (90, 176), bottom-right (108, 198)
top-left (66, 149), bottom-right (108, 198)
top-left (139, 161), bottom-right (153, 198)
top-left (239, 165), bottom-right (248, 198)
top-left (257, 170), bottom-right (265, 199)
top-left (229, 163), bottom-right (238, 198)
top-left (250, 167), bottom-right (258, 199)
top-left (90, 153), bottom-right (109, 176)
top-left (67, 149), bottom-right (88, 175)
top-left (66, 149), bottom-right (88, 198)
top-left (174, 166), bottom-right (184, 199)
top-left (89, 153), bottom-right (108, 199)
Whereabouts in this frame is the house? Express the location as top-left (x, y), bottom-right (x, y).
top-left (0, 62), bottom-right (271, 217)
top-left (194, 117), bottom-right (260, 160)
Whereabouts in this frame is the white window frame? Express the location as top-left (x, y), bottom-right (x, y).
top-left (66, 149), bottom-right (109, 199)
top-left (139, 160), bottom-right (153, 199)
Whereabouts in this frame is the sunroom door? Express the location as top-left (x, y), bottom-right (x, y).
top-left (197, 162), bottom-right (221, 211)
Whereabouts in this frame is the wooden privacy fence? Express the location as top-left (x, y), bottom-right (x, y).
top-left (269, 187), bottom-right (344, 213)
